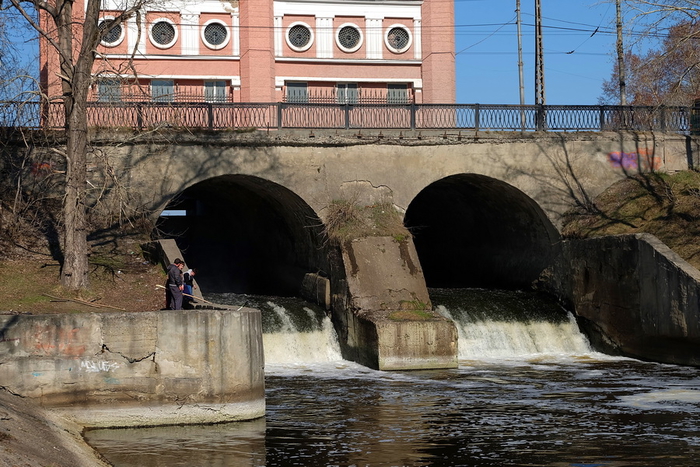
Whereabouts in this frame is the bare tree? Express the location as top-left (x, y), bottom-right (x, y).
top-left (601, 0), bottom-right (700, 106)
top-left (4, 0), bottom-right (145, 289)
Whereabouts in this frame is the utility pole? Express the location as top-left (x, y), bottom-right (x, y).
top-left (516, 0), bottom-right (525, 107)
top-left (516, 0), bottom-right (526, 129)
top-left (534, 0), bottom-right (546, 105)
top-left (616, 0), bottom-right (627, 105)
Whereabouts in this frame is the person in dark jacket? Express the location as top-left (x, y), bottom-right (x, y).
top-left (165, 258), bottom-right (185, 310)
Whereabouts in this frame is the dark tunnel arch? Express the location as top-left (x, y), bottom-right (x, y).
top-left (404, 174), bottom-right (561, 290)
top-left (155, 174), bottom-right (328, 296)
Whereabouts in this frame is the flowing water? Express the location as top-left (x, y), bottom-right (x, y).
top-left (85, 289), bottom-right (700, 466)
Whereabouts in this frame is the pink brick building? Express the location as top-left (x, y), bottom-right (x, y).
top-left (41, 0), bottom-right (455, 105)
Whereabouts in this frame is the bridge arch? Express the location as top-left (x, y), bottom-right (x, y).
top-left (156, 174), bottom-right (328, 295)
top-left (404, 174), bottom-right (560, 289)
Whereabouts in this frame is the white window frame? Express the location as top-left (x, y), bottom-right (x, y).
top-left (285, 21), bottom-right (314, 52)
top-left (201, 19), bottom-right (231, 51)
top-left (149, 18), bottom-right (178, 50)
top-left (99, 16), bottom-right (125, 47)
top-left (335, 23), bottom-right (363, 53)
top-left (384, 24), bottom-right (412, 54)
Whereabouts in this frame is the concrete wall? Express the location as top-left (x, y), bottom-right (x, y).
top-left (548, 233), bottom-right (700, 366)
top-left (0, 307), bottom-right (265, 428)
top-left (329, 236), bottom-right (458, 370)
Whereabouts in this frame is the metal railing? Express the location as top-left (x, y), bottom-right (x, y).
top-left (1, 100), bottom-right (697, 133)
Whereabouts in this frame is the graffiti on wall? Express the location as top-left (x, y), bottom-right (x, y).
top-left (33, 326), bottom-right (86, 356)
top-left (80, 359), bottom-right (120, 373)
top-left (608, 148), bottom-right (661, 171)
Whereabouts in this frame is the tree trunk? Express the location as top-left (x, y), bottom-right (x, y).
top-left (57, 0), bottom-right (93, 290)
top-left (61, 105), bottom-right (90, 289)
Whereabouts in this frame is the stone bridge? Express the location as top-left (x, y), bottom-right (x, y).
top-left (50, 129), bottom-right (700, 368)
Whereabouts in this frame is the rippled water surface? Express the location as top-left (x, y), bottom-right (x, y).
top-left (86, 290), bottom-right (700, 466)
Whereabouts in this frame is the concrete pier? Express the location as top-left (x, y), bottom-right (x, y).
top-left (0, 307), bottom-right (265, 428)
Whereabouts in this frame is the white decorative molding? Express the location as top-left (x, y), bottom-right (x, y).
top-left (365, 18), bottom-right (383, 60)
top-left (274, 16), bottom-right (284, 57)
top-left (232, 12), bottom-right (240, 56)
top-left (413, 19), bottom-right (422, 60)
top-left (181, 13), bottom-right (200, 56)
top-left (316, 17), bottom-right (334, 59)
top-left (127, 15), bottom-right (146, 55)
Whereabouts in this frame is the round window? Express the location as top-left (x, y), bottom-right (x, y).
top-left (202, 21), bottom-right (229, 50)
top-left (150, 20), bottom-right (177, 48)
top-left (287, 23), bottom-right (312, 51)
top-left (99, 19), bottom-right (123, 46)
top-left (336, 25), bottom-right (362, 53)
top-left (386, 26), bottom-right (411, 53)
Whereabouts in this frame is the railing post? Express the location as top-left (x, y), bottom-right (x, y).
top-left (410, 102), bottom-right (416, 130)
top-left (659, 105), bottom-right (667, 132)
top-left (277, 103), bottom-right (283, 130)
top-left (599, 105), bottom-right (605, 131)
top-left (344, 103), bottom-right (350, 130)
top-left (474, 104), bottom-right (480, 132)
top-left (207, 103), bottom-right (214, 130)
top-left (692, 99), bottom-right (700, 135)
top-left (536, 104), bottom-right (545, 131)
top-left (137, 103), bottom-right (143, 131)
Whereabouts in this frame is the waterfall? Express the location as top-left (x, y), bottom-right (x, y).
top-left (208, 288), bottom-right (592, 365)
top-left (262, 302), bottom-right (343, 364)
top-left (432, 288), bottom-right (592, 360)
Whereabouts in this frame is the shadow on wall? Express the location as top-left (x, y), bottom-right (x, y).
top-left (404, 173), bottom-right (561, 289)
top-left (155, 174), bottom-right (329, 296)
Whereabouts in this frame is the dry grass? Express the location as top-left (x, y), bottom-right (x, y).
top-left (0, 236), bottom-right (165, 314)
top-left (324, 200), bottom-right (411, 244)
top-left (561, 170), bottom-right (700, 269)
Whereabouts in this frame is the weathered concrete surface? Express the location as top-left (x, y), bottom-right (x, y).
top-left (78, 130), bottom-right (694, 228)
top-left (0, 307), bottom-right (265, 428)
top-left (547, 233), bottom-right (700, 366)
top-left (330, 236), bottom-right (458, 370)
top-left (0, 389), bottom-right (110, 467)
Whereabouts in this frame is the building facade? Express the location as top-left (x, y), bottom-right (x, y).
top-left (40, 0), bottom-right (454, 105)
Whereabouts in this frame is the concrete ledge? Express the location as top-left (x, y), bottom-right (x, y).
top-left (375, 318), bottom-right (458, 370)
top-left (0, 307), bottom-right (265, 428)
top-left (51, 400), bottom-right (266, 429)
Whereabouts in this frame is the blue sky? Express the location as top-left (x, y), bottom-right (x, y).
top-left (455, 0), bottom-right (619, 105)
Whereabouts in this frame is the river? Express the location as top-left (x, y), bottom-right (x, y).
top-left (85, 289), bottom-right (700, 466)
